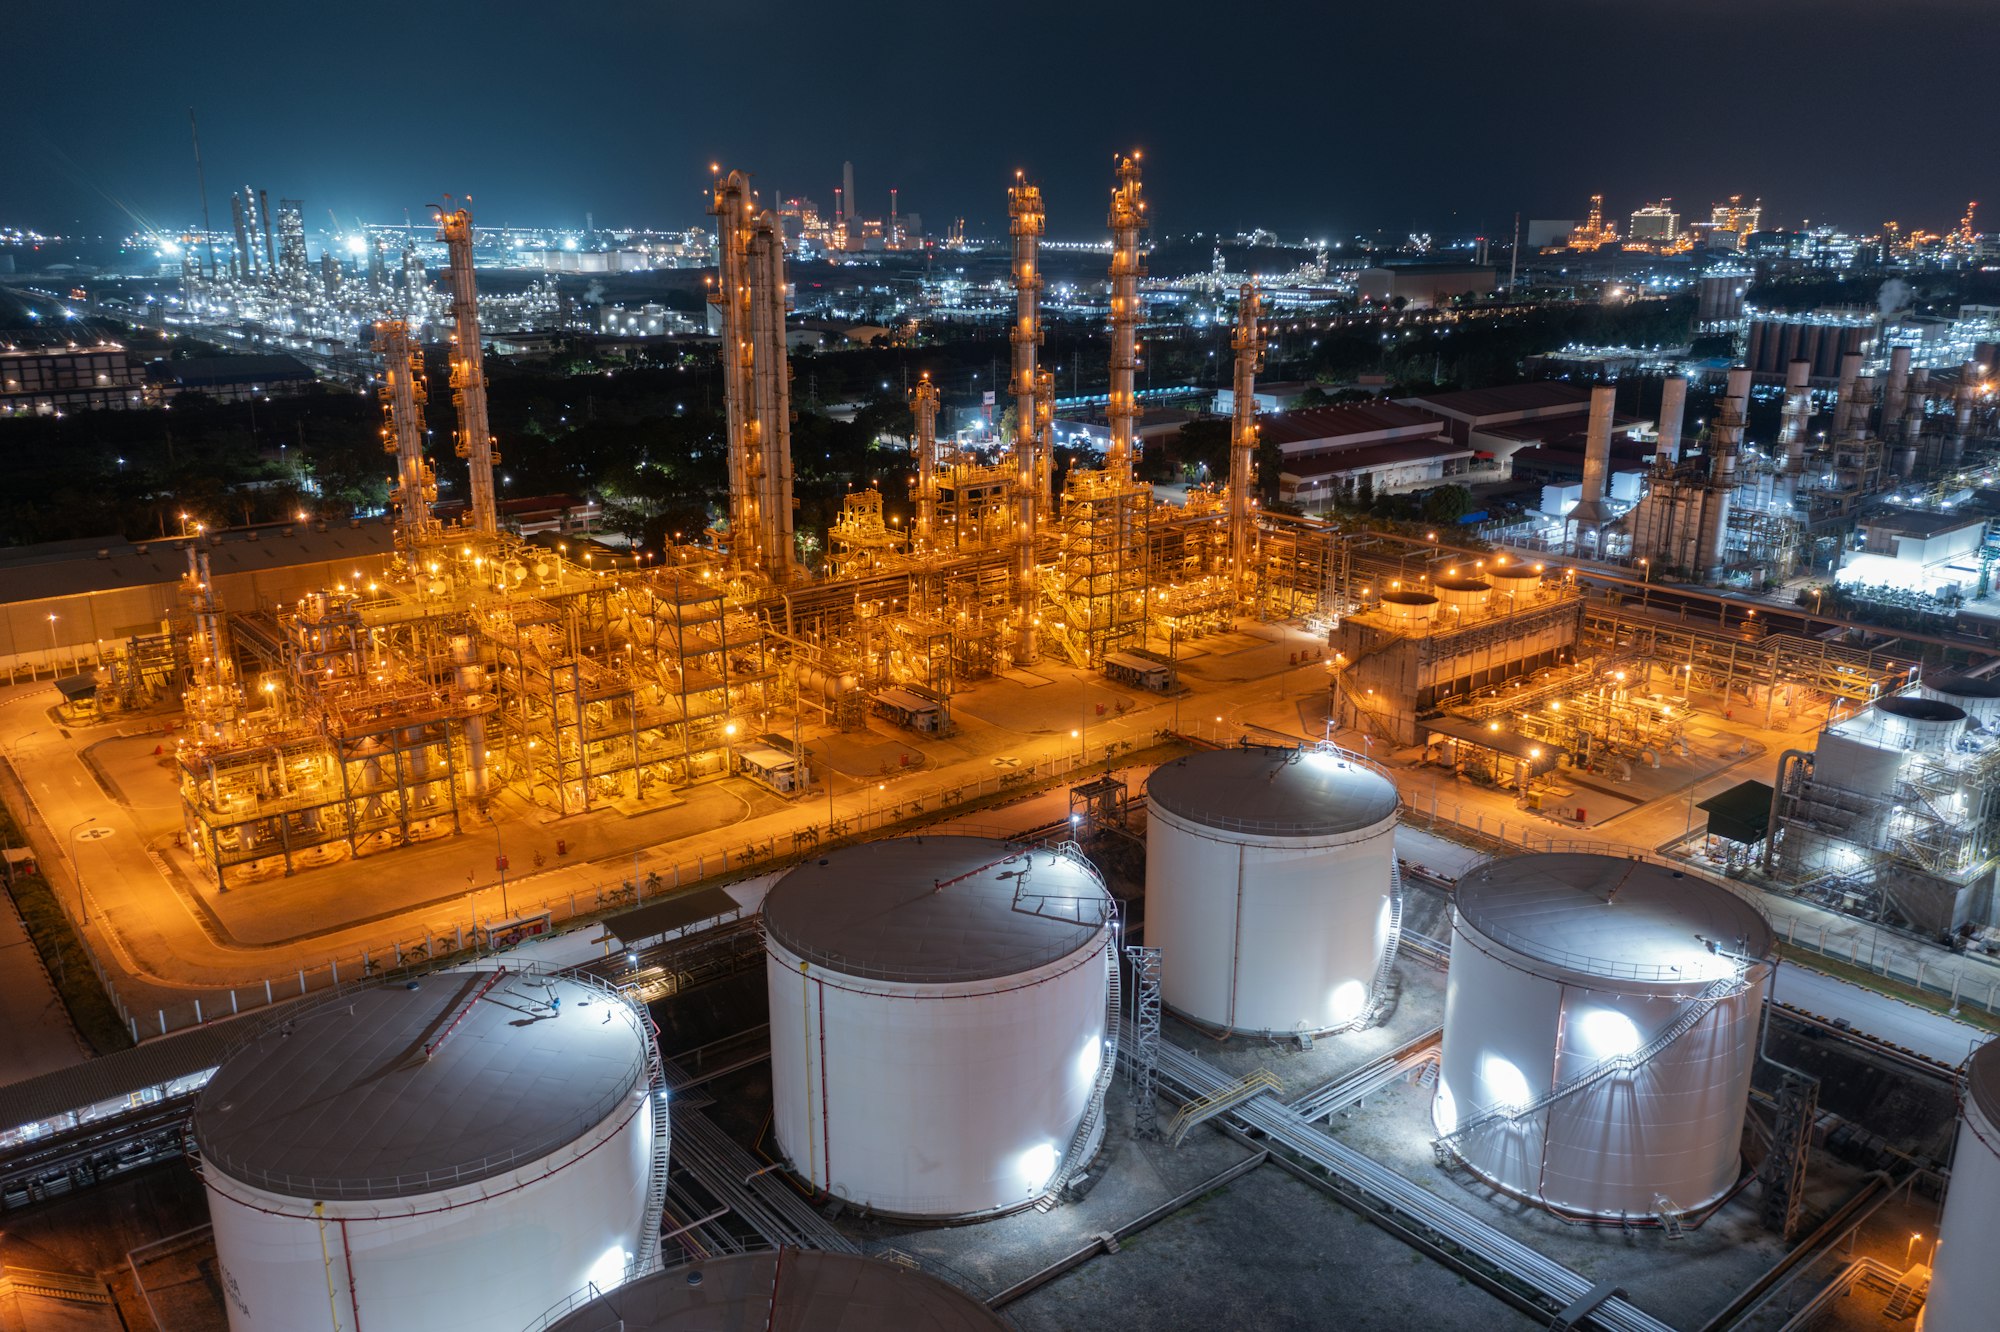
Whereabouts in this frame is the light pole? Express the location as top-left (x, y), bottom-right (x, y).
top-left (67, 814), bottom-right (102, 925)
top-left (493, 823), bottom-right (510, 920)
top-left (46, 613), bottom-right (60, 674)
top-left (1906, 1231), bottom-right (1923, 1266)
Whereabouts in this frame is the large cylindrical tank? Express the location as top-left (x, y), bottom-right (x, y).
top-left (539, 1250), bottom-right (1011, 1332)
top-left (1434, 853), bottom-right (1774, 1219)
top-left (1926, 1039), bottom-right (2000, 1332)
top-left (1145, 746), bottom-right (1401, 1036)
top-left (1872, 694), bottom-right (1967, 752)
top-left (764, 836), bottom-right (1114, 1219)
top-left (193, 968), bottom-right (659, 1332)
top-left (1488, 565), bottom-right (1543, 607)
top-left (1378, 590), bottom-right (1437, 626)
top-left (1433, 577), bottom-right (1492, 614)
top-left (1925, 674), bottom-right (2000, 729)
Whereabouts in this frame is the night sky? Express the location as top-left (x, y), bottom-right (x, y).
top-left (10, 0), bottom-right (1994, 242)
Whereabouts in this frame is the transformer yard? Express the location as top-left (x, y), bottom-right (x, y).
top-left (3, 159), bottom-right (2000, 1332)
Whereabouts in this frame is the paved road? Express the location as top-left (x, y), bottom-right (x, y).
top-left (1771, 963), bottom-right (1989, 1067)
top-left (0, 886), bottom-right (88, 1082)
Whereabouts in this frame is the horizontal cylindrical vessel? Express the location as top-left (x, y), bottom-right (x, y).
top-left (1435, 853), bottom-right (1774, 1220)
top-left (194, 968), bottom-right (657, 1332)
top-left (1926, 1040), bottom-right (2000, 1332)
top-left (538, 1250), bottom-right (1012, 1332)
top-left (1146, 745), bottom-right (1400, 1036)
top-left (764, 836), bottom-right (1114, 1219)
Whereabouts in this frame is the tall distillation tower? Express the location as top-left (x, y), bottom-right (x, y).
top-left (710, 170), bottom-right (798, 583)
top-left (437, 205), bottom-right (499, 537)
top-left (912, 372), bottom-right (939, 548)
top-left (1105, 153), bottom-right (1146, 484)
top-left (376, 320), bottom-right (438, 557)
top-left (1229, 283), bottom-right (1265, 606)
top-left (1009, 174), bottom-right (1047, 664)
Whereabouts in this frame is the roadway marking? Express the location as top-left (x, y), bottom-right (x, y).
top-left (76, 827), bottom-right (115, 842)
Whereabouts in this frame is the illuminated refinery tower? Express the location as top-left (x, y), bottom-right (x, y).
top-left (912, 372), bottom-right (939, 547)
top-left (376, 319), bottom-right (438, 556)
top-left (1228, 282), bottom-right (1265, 605)
top-left (1105, 153), bottom-right (1146, 484)
top-left (437, 205), bottom-right (499, 536)
top-left (1009, 173), bottom-right (1047, 663)
top-left (710, 169), bottom-right (797, 582)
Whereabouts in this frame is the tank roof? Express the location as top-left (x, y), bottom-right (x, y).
top-left (1929, 675), bottom-right (2000, 699)
top-left (1877, 696), bottom-right (1965, 723)
top-left (762, 837), bottom-right (1109, 984)
top-left (1434, 577), bottom-right (1493, 593)
top-left (1455, 852), bottom-right (1773, 982)
top-left (192, 969), bottom-right (647, 1201)
top-left (546, 1251), bottom-right (1011, 1332)
top-left (1147, 745), bottom-right (1400, 838)
top-left (1970, 1039), bottom-right (2000, 1127)
top-left (1381, 590), bottom-right (1438, 605)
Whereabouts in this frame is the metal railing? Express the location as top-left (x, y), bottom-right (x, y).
top-left (1147, 738), bottom-right (1400, 838)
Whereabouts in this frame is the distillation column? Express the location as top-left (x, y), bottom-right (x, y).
top-left (1228, 283), bottom-right (1265, 606)
top-left (1778, 358), bottom-right (1812, 475)
top-left (437, 206), bottom-right (499, 537)
top-left (912, 373), bottom-right (939, 548)
top-left (747, 206), bottom-right (797, 581)
top-left (1699, 367), bottom-right (1751, 582)
top-left (1105, 153), bottom-right (1146, 484)
top-left (376, 320), bottom-right (437, 555)
top-left (709, 171), bottom-right (796, 582)
top-left (1009, 176), bottom-right (1046, 663)
top-left (1657, 374), bottom-right (1688, 464)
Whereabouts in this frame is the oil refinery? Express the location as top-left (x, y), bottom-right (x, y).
top-left (3, 151), bottom-right (2000, 1332)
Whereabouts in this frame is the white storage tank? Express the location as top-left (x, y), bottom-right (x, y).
top-left (1434, 852), bottom-right (1774, 1220)
top-left (1873, 695), bottom-right (1967, 752)
top-left (1924, 674), bottom-right (2000, 729)
top-left (538, 1249), bottom-right (1012, 1332)
top-left (764, 836), bottom-right (1115, 1219)
top-left (1433, 576), bottom-right (1493, 614)
top-left (1145, 744), bottom-right (1401, 1036)
top-left (1378, 590), bottom-right (1438, 626)
top-left (1926, 1038), bottom-right (2000, 1332)
top-left (193, 968), bottom-right (660, 1332)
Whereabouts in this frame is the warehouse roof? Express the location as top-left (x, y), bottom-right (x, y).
top-left (1147, 744), bottom-right (1399, 838)
top-left (762, 836), bottom-right (1109, 984)
top-left (0, 522), bottom-right (395, 606)
top-left (192, 969), bottom-right (648, 1201)
top-left (1398, 382), bottom-right (1591, 421)
top-left (1455, 852), bottom-right (1774, 982)
top-left (546, 1250), bottom-right (1011, 1332)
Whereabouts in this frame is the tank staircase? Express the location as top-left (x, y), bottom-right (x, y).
top-left (1331, 857), bottom-right (1406, 1036)
top-left (1037, 936), bottom-right (1123, 1210)
top-left (631, 1038), bottom-right (673, 1275)
top-left (1432, 971), bottom-right (1746, 1167)
top-left (1652, 1194), bottom-right (1686, 1241)
top-left (1164, 1070), bottom-right (1284, 1148)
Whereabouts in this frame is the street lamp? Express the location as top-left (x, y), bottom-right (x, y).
top-left (46, 613), bottom-right (59, 672)
top-left (68, 814), bottom-right (102, 925)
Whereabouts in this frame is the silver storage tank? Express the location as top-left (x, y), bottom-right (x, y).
top-left (1434, 852), bottom-right (1775, 1220)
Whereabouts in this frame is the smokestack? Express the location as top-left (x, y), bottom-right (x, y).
top-left (259, 188), bottom-right (276, 278)
top-left (1905, 366), bottom-right (1930, 441)
top-left (229, 194), bottom-right (249, 281)
top-left (1882, 344), bottom-right (1912, 438)
top-left (1780, 358), bottom-right (1812, 472)
top-left (1657, 375), bottom-right (1688, 464)
top-left (1695, 368), bottom-right (1752, 583)
top-left (1567, 384), bottom-right (1617, 546)
top-left (1832, 351), bottom-right (1863, 437)
top-left (842, 160), bottom-right (855, 222)
top-left (1954, 360), bottom-right (1979, 464)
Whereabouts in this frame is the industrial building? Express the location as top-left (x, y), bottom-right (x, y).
top-left (190, 966), bottom-right (664, 1332)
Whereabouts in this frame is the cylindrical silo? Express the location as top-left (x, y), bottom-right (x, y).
top-left (1145, 745), bottom-right (1401, 1037)
top-left (1434, 852), bottom-right (1775, 1220)
top-left (1926, 1039), bottom-right (2000, 1332)
top-left (538, 1249), bottom-right (1012, 1332)
top-left (194, 968), bottom-right (660, 1332)
top-left (764, 836), bottom-right (1115, 1219)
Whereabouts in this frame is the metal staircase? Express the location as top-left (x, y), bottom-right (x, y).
top-left (1038, 937), bottom-right (1123, 1209)
top-left (1164, 1069), bottom-right (1284, 1148)
top-left (1434, 971), bottom-right (1746, 1165)
top-left (631, 1042), bottom-right (673, 1274)
top-left (1883, 1264), bottom-right (1931, 1317)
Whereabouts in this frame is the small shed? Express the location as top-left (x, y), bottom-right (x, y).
top-left (736, 743), bottom-right (800, 794)
top-left (1697, 780), bottom-right (1775, 845)
top-left (1104, 649), bottom-right (1174, 693)
top-left (872, 685), bottom-right (949, 735)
